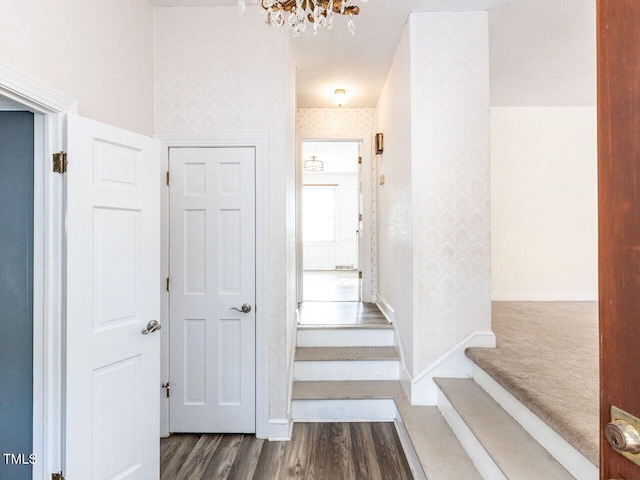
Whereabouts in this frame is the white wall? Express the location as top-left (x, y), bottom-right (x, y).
top-left (302, 172), bottom-right (358, 269)
top-left (376, 23), bottom-right (414, 376)
top-left (155, 6), bottom-right (296, 425)
top-left (491, 107), bottom-right (598, 300)
top-left (0, 0), bottom-right (155, 135)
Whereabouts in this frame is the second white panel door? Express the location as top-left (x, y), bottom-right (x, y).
top-left (169, 147), bottom-right (256, 433)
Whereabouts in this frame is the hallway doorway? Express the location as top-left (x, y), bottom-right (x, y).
top-left (301, 140), bottom-right (362, 303)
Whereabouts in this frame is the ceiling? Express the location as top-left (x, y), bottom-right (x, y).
top-left (150, 0), bottom-right (596, 107)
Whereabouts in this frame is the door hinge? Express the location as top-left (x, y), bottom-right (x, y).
top-left (52, 472), bottom-right (65, 480)
top-left (166, 171), bottom-right (170, 186)
top-left (53, 152), bottom-right (67, 174)
top-left (359, 213), bottom-right (363, 222)
top-left (166, 277), bottom-right (170, 292)
top-left (162, 382), bottom-right (170, 398)
top-left (358, 156), bottom-right (362, 164)
top-left (358, 271), bottom-right (363, 279)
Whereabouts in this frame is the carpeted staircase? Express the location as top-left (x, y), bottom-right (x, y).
top-left (290, 301), bottom-right (599, 479)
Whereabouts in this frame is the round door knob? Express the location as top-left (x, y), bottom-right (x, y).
top-left (605, 419), bottom-right (640, 454)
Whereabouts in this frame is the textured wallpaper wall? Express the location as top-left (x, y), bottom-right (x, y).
top-left (375, 24), bottom-right (415, 376)
top-left (155, 7), bottom-right (296, 421)
top-left (411, 11), bottom-right (491, 372)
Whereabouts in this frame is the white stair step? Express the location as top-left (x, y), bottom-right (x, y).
top-left (292, 380), bottom-right (403, 400)
top-left (296, 325), bottom-right (394, 347)
top-left (295, 346), bottom-right (399, 361)
top-left (435, 378), bottom-right (574, 480)
top-left (394, 396), bottom-right (483, 480)
top-left (294, 358), bottom-right (399, 381)
top-left (292, 398), bottom-right (397, 422)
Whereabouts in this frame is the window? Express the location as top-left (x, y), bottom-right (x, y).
top-left (303, 187), bottom-right (335, 242)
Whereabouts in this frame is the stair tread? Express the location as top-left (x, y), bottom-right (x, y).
top-left (435, 378), bottom-right (574, 480)
top-left (295, 346), bottom-right (399, 361)
top-left (292, 380), bottom-right (404, 399)
top-left (395, 396), bottom-right (483, 480)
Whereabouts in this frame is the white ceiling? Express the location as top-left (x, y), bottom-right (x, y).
top-left (150, 0), bottom-right (596, 107)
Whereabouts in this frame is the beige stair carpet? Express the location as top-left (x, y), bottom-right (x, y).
top-left (466, 301), bottom-right (598, 465)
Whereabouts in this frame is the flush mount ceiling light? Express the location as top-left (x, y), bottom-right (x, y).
top-left (333, 89), bottom-right (347, 107)
top-left (304, 155), bottom-right (324, 171)
top-left (238, 0), bottom-right (365, 37)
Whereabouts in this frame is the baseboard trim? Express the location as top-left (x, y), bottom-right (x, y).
top-left (491, 292), bottom-right (598, 301)
top-left (472, 365), bottom-right (599, 480)
top-left (375, 294), bottom-right (395, 324)
top-left (267, 418), bottom-right (293, 441)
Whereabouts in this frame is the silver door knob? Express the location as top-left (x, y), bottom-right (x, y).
top-left (605, 419), bottom-right (640, 454)
top-left (230, 303), bottom-right (252, 313)
top-left (141, 320), bottom-right (162, 335)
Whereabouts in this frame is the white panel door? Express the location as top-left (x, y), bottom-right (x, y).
top-left (169, 147), bottom-right (255, 433)
top-left (65, 115), bottom-right (161, 479)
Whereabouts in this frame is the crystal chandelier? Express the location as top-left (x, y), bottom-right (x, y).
top-left (238, 0), bottom-right (365, 37)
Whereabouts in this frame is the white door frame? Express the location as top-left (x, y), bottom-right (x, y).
top-left (0, 63), bottom-right (78, 479)
top-left (155, 134), bottom-right (270, 439)
top-left (297, 135), bottom-right (374, 303)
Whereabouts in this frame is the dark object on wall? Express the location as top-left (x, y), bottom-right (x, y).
top-left (375, 133), bottom-right (383, 154)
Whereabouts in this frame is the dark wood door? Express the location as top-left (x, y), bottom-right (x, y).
top-left (598, 1), bottom-right (640, 478)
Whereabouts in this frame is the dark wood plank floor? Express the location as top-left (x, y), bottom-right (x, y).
top-left (161, 422), bottom-right (413, 480)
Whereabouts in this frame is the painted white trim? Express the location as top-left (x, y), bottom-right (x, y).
top-left (286, 309), bottom-right (299, 426)
top-left (268, 418), bottom-right (293, 441)
top-left (375, 293), bottom-right (395, 324)
top-left (0, 63), bottom-right (78, 115)
top-left (491, 291), bottom-right (598, 301)
top-left (155, 134), bottom-right (270, 439)
top-left (297, 133), bottom-right (374, 303)
top-left (410, 331), bottom-right (496, 405)
top-left (377, 294), bottom-right (412, 398)
top-left (159, 146), bottom-right (170, 438)
top-left (0, 62), bottom-right (76, 478)
top-left (32, 113), bottom-right (46, 480)
top-left (472, 365), bottom-right (599, 480)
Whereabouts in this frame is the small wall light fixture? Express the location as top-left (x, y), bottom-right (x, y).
top-left (333, 89), bottom-right (347, 107)
top-left (375, 133), bottom-right (383, 154)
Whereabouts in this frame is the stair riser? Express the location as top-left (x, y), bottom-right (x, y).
top-left (292, 398), bottom-right (397, 422)
top-left (297, 328), bottom-right (394, 347)
top-left (294, 360), bottom-right (400, 381)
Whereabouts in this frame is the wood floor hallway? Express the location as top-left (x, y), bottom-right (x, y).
top-left (160, 422), bottom-right (413, 480)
